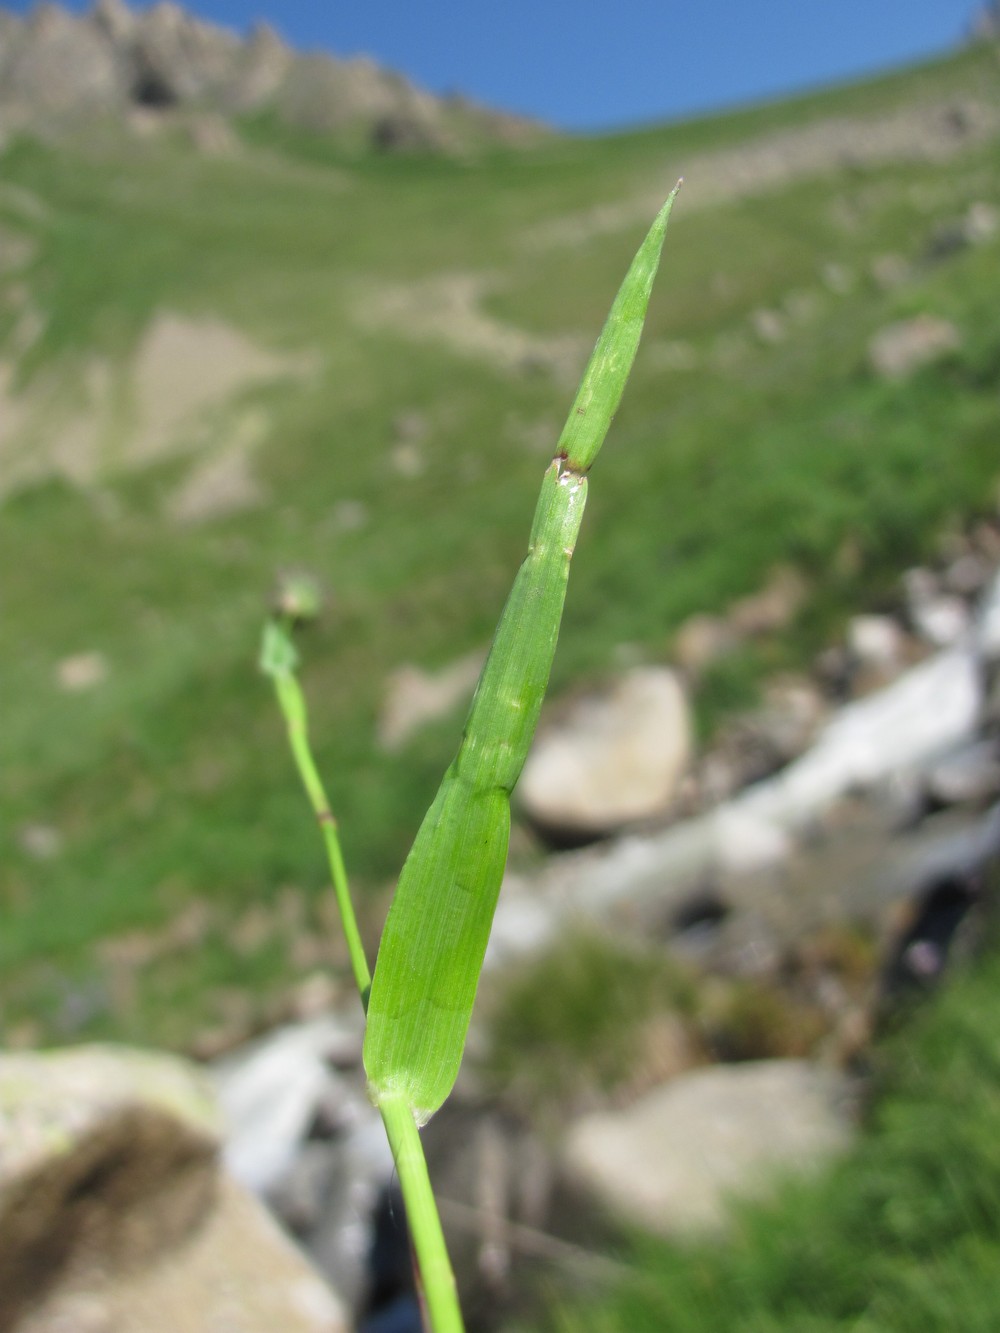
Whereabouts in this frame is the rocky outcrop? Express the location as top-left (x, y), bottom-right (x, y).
top-left (0, 1044), bottom-right (348, 1333)
top-left (0, 1), bottom-right (543, 153)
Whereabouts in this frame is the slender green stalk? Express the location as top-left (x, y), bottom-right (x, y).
top-left (261, 619), bottom-right (371, 1008)
top-left (262, 618), bottom-right (460, 1326)
top-left (380, 1093), bottom-right (464, 1333)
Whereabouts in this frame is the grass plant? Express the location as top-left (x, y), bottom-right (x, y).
top-left (261, 194), bottom-right (676, 1330)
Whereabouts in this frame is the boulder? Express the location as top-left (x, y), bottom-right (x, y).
top-left (517, 667), bottom-right (693, 840)
top-left (562, 1060), bottom-right (856, 1236)
top-left (0, 1045), bottom-right (347, 1333)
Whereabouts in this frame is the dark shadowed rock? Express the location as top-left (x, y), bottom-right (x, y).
top-left (131, 1), bottom-right (241, 106)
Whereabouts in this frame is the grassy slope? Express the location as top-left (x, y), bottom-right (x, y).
top-left (2, 44), bottom-right (1000, 1045)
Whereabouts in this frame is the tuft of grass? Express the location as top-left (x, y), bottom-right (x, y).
top-left (483, 931), bottom-right (697, 1118)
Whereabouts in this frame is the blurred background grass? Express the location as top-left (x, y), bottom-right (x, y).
top-left (3, 41), bottom-right (1000, 1050)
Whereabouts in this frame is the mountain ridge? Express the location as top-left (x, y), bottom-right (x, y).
top-left (0, 0), bottom-right (546, 153)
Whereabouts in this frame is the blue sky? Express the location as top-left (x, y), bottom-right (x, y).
top-left (6, 1), bottom-right (985, 130)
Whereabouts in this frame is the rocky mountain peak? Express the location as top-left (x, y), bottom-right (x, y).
top-left (0, 1), bottom-right (545, 152)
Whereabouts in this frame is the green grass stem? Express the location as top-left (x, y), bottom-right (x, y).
top-left (263, 617), bottom-right (462, 1327)
top-left (380, 1091), bottom-right (465, 1333)
top-left (260, 619), bottom-right (372, 1008)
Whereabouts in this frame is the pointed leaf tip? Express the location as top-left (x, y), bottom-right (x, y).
top-left (557, 192), bottom-right (678, 472)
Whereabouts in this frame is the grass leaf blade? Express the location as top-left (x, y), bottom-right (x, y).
top-left (363, 193), bottom-right (678, 1123)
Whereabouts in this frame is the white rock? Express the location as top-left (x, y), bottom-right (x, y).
top-left (714, 805), bottom-right (792, 874)
top-left (484, 891), bottom-right (559, 968)
top-left (847, 613), bottom-right (906, 667)
top-left (212, 1016), bottom-right (370, 1195)
top-left (56, 650), bottom-right (108, 691)
top-left (910, 594), bottom-right (970, 648)
top-left (518, 667), bottom-right (693, 838)
top-left (770, 647), bottom-right (981, 819)
top-left (563, 1060), bottom-right (855, 1236)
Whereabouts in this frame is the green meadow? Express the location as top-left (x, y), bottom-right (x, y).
top-left (3, 41), bottom-right (1000, 1047)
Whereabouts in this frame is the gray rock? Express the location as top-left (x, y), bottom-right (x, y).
top-left (211, 1016), bottom-right (388, 1313)
top-left (221, 21), bottom-right (293, 112)
top-left (0, 2), bottom-right (542, 154)
top-left (925, 200), bottom-right (1000, 260)
top-left (517, 667), bottom-right (693, 839)
top-left (751, 307), bottom-right (785, 342)
top-left (2, 4), bottom-right (123, 117)
top-left (923, 740), bottom-right (1000, 808)
top-left (0, 1044), bottom-right (347, 1332)
top-left (211, 1015), bottom-right (369, 1196)
top-left (868, 314), bottom-right (961, 380)
top-left (14, 1174), bottom-right (348, 1333)
top-left (91, 0), bottom-right (136, 44)
top-left (131, 2), bottom-right (242, 106)
top-left (563, 1060), bottom-right (856, 1236)
top-left (869, 253), bottom-right (911, 289)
